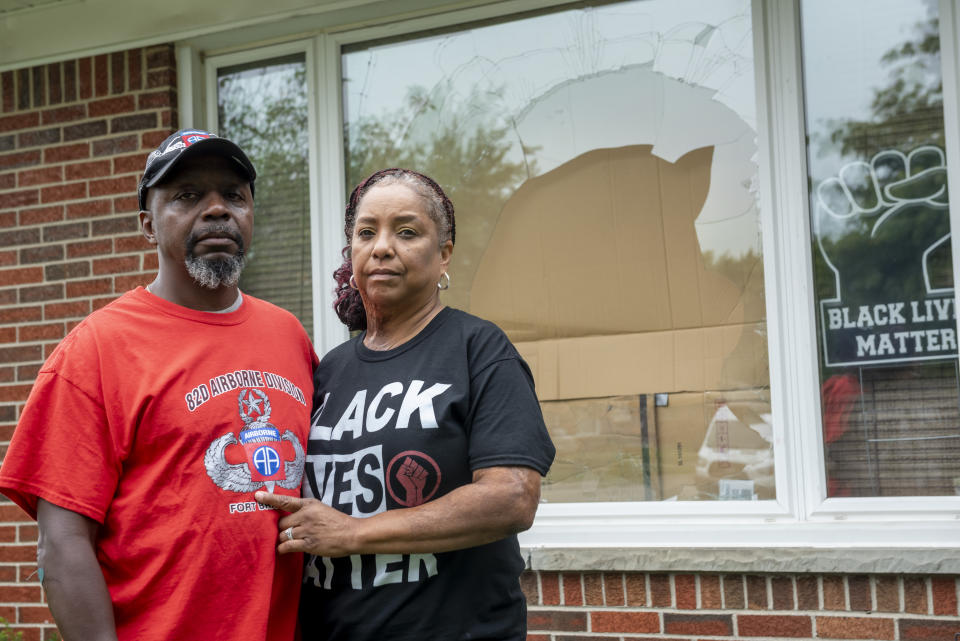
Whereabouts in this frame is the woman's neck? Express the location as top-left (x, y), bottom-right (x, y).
top-left (364, 298), bottom-right (445, 351)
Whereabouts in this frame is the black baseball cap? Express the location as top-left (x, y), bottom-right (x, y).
top-left (138, 129), bottom-right (257, 210)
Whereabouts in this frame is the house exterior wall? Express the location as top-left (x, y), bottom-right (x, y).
top-left (0, 46), bottom-right (176, 640)
top-left (0, 44), bottom-right (958, 641)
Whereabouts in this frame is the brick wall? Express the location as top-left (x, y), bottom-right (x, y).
top-left (0, 46), bottom-right (177, 641)
top-left (521, 570), bottom-right (960, 640)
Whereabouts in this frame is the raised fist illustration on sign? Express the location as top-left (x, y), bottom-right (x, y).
top-left (815, 145), bottom-right (951, 304)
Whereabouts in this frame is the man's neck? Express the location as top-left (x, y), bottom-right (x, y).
top-left (146, 273), bottom-right (241, 312)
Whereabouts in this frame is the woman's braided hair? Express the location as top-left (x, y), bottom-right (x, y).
top-left (333, 168), bottom-right (456, 331)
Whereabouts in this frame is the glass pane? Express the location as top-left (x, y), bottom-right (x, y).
top-left (801, 0), bottom-right (960, 496)
top-left (342, 0), bottom-right (771, 501)
top-left (218, 54), bottom-right (313, 338)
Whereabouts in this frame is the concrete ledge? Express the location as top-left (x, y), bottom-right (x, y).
top-left (522, 547), bottom-right (960, 574)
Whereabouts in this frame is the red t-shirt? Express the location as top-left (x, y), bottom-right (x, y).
top-left (0, 287), bottom-right (318, 641)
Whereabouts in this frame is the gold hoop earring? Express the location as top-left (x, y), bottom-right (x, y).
top-left (437, 272), bottom-right (451, 290)
top-left (349, 274), bottom-right (358, 290)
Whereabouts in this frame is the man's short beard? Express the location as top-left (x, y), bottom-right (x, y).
top-left (184, 226), bottom-right (246, 289)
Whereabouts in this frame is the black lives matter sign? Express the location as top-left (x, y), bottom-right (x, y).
top-left (814, 146), bottom-right (957, 367)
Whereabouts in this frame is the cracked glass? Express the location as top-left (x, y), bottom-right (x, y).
top-left (801, 0), bottom-right (960, 496)
top-left (343, 0), bottom-right (770, 501)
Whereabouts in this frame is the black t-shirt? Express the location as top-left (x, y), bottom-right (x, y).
top-left (301, 307), bottom-right (555, 641)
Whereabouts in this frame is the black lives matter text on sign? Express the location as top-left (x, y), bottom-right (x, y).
top-left (821, 297), bottom-right (957, 367)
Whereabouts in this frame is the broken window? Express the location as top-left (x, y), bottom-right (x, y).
top-left (342, 0), bottom-right (770, 501)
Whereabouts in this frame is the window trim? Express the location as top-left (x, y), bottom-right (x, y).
top-left (185, 0), bottom-right (960, 553)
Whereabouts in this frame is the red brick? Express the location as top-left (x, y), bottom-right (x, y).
top-left (66, 199), bottom-right (112, 219)
top-left (0, 150), bottom-right (41, 171)
top-left (142, 252), bottom-right (158, 272)
top-left (19, 323), bottom-right (64, 342)
top-left (20, 244), bottom-right (63, 264)
top-left (0, 566), bottom-right (15, 582)
top-left (93, 134), bottom-right (138, 157)
top-left (44, 142), bottom-right (89, 163)
top-left (903, 577), bottom-right (927, 614)
top-left (17, 166), bottom-right (62, 187)
top-left (138, 90), bottom-right (173, 109)
top-left (63, 60), bottom-right (78, 103)
top-left (625, 575), bottom-right (647, 607)
top-left (0, 384), bottom-right (32, 402)
top-left (592, 611), bottom-right (659, 634)
top-left (128, 49), bottom-right (143, 92)
top-left (31, 66), bottom-right (45, 108)
top-left (78, 57), bottom-right (93, 100)
top-left (18, 606), bottom-right (53, 624)
top-left (17, 127), bottom-right (60, 148)
top-left (146, 46), bottom-right (175, 69)
top-left (583, 572), bottom-right (603, 606)
top-left (746, 575), bottom-right (768, 609)
top-left (89, 95), bottom-right (134, 118)
top-left (823, 576), bottom-right (846, 610)
top-left (701, 574), bottom-right (722, 610)
top-left (0, 267), bottom-right (42, 285)
top-left (91, 295), bottom-right (117, 310)
top-left (41, 104), bottom-right (86, 125)
top-left (0, 543), bottom-right (36, 562)
top-left (42, 221), bottom-right (88, 242)
top-left (930, 576), bottom-right (957, 615)
top-left (160, 108), bottom-right (174, 128)
top-left (675, 574), bottom-right (696, 609)
top-left (44, 300), bottom-right (90, 319)
top-left (0, 306), bottom-right (42, 323)
top-left (0, 211), bottom-right (13, 228)
top-left (113, 194), bottom-right (139, 213)
top-left (848, 575), bottom-right (870, 612)
top-left (19, 205), bottom-right (63, 225)
top-left (17, 363), bottom-right (40, 380)
top-left (111, 52), bottom-right (125, 94)
top-left (65, 159), bottom-right (111, 180)
top-left (525, 636), bottom-right (549, 641)
top-left (816, 615), bottom-right (895, 640)
top-left (89, 176), bottom-right (136, 197)
top-left (0, 585), bottom-right (41, 602)
top-left (0, 328), bottom-right (14, 343)
top-left (67, 238), bottom-right (112, 258)
top-left (665, 613), bottom-right (731, 636)
top-left (797, 576), bottom-right (819, 610)
top-left (47, 63), bottom-right (62, 105)
top-left (0, 503), bottom-right (29, 521)
top-left (66, 277), bottom-right (111, 297)
top-left (526, 610), bottom-right (586, 632)
top-left (0, 250), bottom-right (14, 267)
top-left (44, 341), bottom-right (60, 357)
top-left (41, 182), bottom-right (86, 203)
top-left (63, 120), bottom-right (107, 142)
top-left (603, 572), bottom-right (625, 607)
top-left (1, 71), bottom-right (12, 112)
top-left (737, 614), bottom-right (811, 637)
top-left (94, 54), bottom-right (109, 97)
top-left (771, 577), bottom-right (794, 610)
top-left (650, 574), bottom-right (671, 607)
top-left (16, 68), bottom-right (29, 110)
top-left (113, 152), bottom-right (148, 174)
top-left (19, 283), bottom-right (63, 303)
top-left (0, 172), bottom-right (13, 189)
top-left (562, 573), bottom-right (583, 606)
top-left (91, 215), bottom-right (137, 236)
top-left (541, 572), bottom-right (560, 606)
top-left (112, 113), bottom-right (157, 133)
top-left (1, 188), bottom-right (39, 209)
top-left (520, 572), bottom-right (538, 605)
top-left (141, 129), bottom-right (169, 149)
top-left (0, 113), bottom-right (39, 133)
top-left (93, 255), bottom-right (139, 275)
top-left (898, 618), bottom-right (958, 641)
top-left (114, 234), bottom-right (150, 252)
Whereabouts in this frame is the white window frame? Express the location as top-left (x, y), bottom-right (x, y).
top-left (187, 0), bottom-right (960, 554)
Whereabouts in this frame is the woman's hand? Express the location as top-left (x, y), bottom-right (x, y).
top-left (255, 492), bottom-right (359, 557)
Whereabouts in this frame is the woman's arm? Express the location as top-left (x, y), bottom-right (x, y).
top-left (37, 499), bottom-right (118, 641)
top-left (256, 465), bottom-right (541, 557)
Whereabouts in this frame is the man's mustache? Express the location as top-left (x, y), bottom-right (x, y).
top-left (185, 225), bottom-right (245, 254)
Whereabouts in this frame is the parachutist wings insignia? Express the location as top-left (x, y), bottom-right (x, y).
top-left (204, 432), bottom-right (260, 493)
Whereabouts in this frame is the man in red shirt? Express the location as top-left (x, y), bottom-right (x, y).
top-left (0, 130), bottom-right (317, 641)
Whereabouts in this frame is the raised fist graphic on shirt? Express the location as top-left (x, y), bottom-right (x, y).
top-left (815, 146), bottom-right (951, 304)
top-left (396, 456), bottom-right (428, 506)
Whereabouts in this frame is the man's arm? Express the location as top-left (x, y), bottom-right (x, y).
top-left (36, 499), bottom-right (117, 641)
top-left (256, 465), bottom-right (541, 557)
